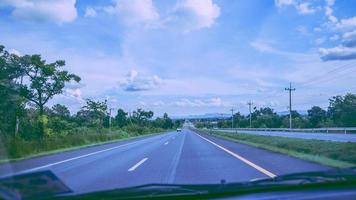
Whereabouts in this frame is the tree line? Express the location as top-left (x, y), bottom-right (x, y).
top-left (0, 45), bottom-right (180, 140)
top-left (194, 93), bottom-right (356, 129)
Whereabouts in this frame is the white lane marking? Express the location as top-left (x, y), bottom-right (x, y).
top-left (164, 141), bottom-right (169, 145)
top-left (128, 158), bottom-right (148, 172)
top-left (13, 138), bottom-right (152, 175)
top-left (194, 132), bottom-right (276, 178)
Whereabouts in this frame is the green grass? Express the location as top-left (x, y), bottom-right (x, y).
top-left (0, 130), bottom-right (166, 163)
top-left (199, 129), bottom-right (356, 168)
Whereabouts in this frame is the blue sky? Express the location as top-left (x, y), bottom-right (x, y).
top-left (1, 0), bottom-right (356, 117)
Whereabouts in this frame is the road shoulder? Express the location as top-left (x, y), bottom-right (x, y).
top-left (193, 129), bottom-right (334, 175)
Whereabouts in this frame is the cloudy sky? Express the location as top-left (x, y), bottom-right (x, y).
top-left (1, 0), bottom-right (356, 117)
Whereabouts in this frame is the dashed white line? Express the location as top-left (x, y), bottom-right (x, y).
top-left (4, 138), bottom-right (150, 177)
top-left (194, 132), bottom-right (276, 178)
top-left (128, 158), bottom-right (148, 172)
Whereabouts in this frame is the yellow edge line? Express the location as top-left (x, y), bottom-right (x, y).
top-left (194, 132), bottom-right (277, 178)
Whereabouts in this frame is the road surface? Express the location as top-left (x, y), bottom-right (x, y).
top-left (215, 129), bottom-right (356, 142)
top-left (0, 129), bottom-right (330, 194)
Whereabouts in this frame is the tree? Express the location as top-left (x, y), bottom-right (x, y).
top-left (51, 104), bottom-right (71, 119)
top-left (153, 113), bottom-right (173, 129)
top-left (131, 108), bottom-right (154, 126)
top-left (0, 45), bottom-right (25, 136)
top-left (307, 106), bottom-right (327, 127)
top-left (162, 113), bottom-right (173, 129)
top-left (115, 109), bottom-right (128, 128)
top-left (328, 93), bottom-right (356, 127)
top-left (19, 55), bottom-right (80, 137)
top-left (251, 107), bottom-right (282, 128)
top-left (76, 99), bottom-right (108, 128)
top-left (233, 112), bottom-right (248, 128)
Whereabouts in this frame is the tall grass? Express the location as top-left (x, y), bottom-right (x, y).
top-left (198, 129), bottom-right (356, 168)
top-left (0, 126), bottom-right (166, 161)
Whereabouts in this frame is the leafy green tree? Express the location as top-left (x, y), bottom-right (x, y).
top-left (173, 119), bottom-right (183, 129)
top-left (153, 113), bottom-right (173, 129)
top-left (0, 45), bottom-right (25, 136)
top-left (18, 54), bottom-right (80, 137)
top-left (131, 108), bottom-right (154, 126)
top-left (114, 108), bottom-right (128, 128)
top-left (233, 112), bottom-right (248, 128)
top-left (307, 106), bottom-right (327, 127)
top-left (51, 104), bottom-right (71, 119)
top-left (76, 99), bottom-right (108, 128)
top-left (251, 107), bottom-right (282, 128)
top-left (162, 113), bottom-right (173, 129)
top-left (328, 93), bottom-right (356, 127)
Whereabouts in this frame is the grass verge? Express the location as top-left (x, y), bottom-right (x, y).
top-left (198, 129), bottom-right (356, 168)
top-left (0, 130), bottom-right (166, 163)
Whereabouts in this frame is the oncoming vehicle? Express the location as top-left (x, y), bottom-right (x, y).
top-left (176, 128), bottom-right (182, 132)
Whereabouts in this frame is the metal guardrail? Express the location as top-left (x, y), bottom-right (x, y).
top-left (213, 127), bottom-right (356, 134)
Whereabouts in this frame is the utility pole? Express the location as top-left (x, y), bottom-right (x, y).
top-left (247, 101), bottom-right (253, 128)
top-left (230, 108), bottom-right (234, 129)
top-left (285, 82), bottom-right (296, 129)
top-left (109, 108), bottom-right (113, 129)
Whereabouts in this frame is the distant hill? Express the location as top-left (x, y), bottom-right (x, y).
top-left (172, 110), bottom-right (308, 119)
top-left (276, 110), bottom-right (308, 116)
top-left (172, 113), bottom-right (231, 120)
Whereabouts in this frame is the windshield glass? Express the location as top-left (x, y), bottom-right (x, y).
top-left (0, 0), bottom-right (356, 199)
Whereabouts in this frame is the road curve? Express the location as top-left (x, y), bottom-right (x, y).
top-left (0, 129), bottom-right (330, 194)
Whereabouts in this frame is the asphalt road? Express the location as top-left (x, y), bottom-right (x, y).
top-left (216, 129), bottom-right (356, 142)
top-left (0, 129), bottom-right (330, 194)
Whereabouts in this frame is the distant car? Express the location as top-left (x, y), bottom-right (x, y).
top-left (176, 128), bottom-right (182, 132)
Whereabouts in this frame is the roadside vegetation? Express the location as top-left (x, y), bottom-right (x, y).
top-left (199, 129), bottom-right (356, 168)
top-left (0, 45), bottom-right (182, 161)
top-left (194, 93), bottom-right (356, 129)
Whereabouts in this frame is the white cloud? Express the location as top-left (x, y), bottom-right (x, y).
top-left (324, 0), bottom-right (337, 23)
top-left (1, 0), bottom-right (77, 24)
top-left (275, 0), bottom-right (316, 15)
top-left (176, 0), bottom-right (220, 29)
top-left (330, 34), bottom-right (339, 41)
top-left (297, 3), bottom-right (315, 15)
top-left (84, 7), bottom-right (97, 18)
top-left (85, 0), bottom-right (160, 27)
top-left (250, 39), bottom-right (314, 60)
top-left (65, 88), bottom-right (84, 102)
top-left (342, 30), bottom-right (356, 47)
top-left (274, 0), bottom-right (294, 8)
top-left (336, 17), bottom-right (356, 30)
top-left (119, 70), bottom-right (163, 92)
top-left (319, 46), bottom-right (356, 61)
top-left (115, 0), bottom-right (159, 26)
top-left (9, 49), bottom-right (21, 56)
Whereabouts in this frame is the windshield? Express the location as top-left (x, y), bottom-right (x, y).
top-left (0, 0), bottom-right (356, 199)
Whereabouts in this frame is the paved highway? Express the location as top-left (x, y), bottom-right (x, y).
top-left (215, 129), bottom-right (356, 142)
top-left (0, 129), bottom-right (330, 194)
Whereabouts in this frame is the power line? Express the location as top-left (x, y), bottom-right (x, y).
top-left (300, 61), bottom-right (356, 88)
